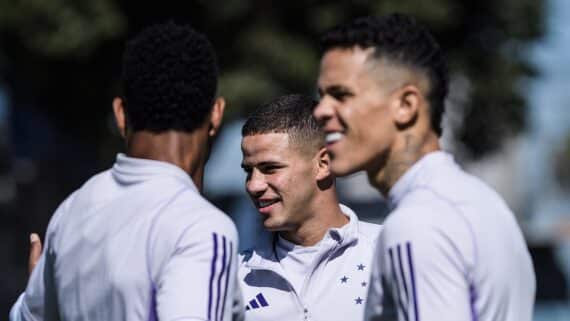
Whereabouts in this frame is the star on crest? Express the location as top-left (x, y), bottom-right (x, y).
top-left (357, 264), bottom-right (365, 271)
top-left (355, 297), bottom-right (363, 304)
top-left (340, 276), bottom-right (349, 283)
top-left (361, 281), bottom-right (367, 287)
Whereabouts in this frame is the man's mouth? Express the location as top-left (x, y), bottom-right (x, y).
top-left (325, 132), bottom-right (345, 144)
top-left (256, 199), bottom-right (280, 209)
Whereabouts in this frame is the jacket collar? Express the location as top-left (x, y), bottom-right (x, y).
top-left (387, 151), bottom-right (454, 209)
top-left (244, 204), bottom-right (360, 270)
top-left (111, 153), bottom-right (198, 192)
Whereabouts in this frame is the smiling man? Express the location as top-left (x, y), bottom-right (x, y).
top-left (238, 94), bottom-right (381, 321)
top-left (313, 14), bottom-right (536, 321)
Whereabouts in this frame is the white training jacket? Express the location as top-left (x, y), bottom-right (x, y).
top-left (238, 205), bottom-right (381, 321)
top-left (10, 153), bottom-right (240, 321)
top-left (365, 151), bottom-right (536, 321)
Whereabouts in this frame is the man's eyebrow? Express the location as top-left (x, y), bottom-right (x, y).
top-left (241, 161), bottom-right (283, 168)
top-left (330, 85), bottom-right (353, 93)
top-left (322, 84), bottom-right (354, 95)
top-left (259, 161), bottom-right (283, 166)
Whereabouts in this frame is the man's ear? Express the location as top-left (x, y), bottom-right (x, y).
top-left (391, 85), bottom-right (421, 129)
top-left (315, 147), bottom-right (332, 181)
top-left (208, 97), bottom-right (226, 137)
top-left (112, 97), bottom-right (127, 138)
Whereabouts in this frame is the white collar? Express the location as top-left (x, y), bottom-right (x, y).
top-left (245, 204), bottom-right (360, 270)
top-left (111, 153), bottom-right (198, 192)
top-left (387, 151), bottom-right (454, 208)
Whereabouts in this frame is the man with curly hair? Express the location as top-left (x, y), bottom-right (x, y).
top-left (10, 22), bottom-right (239, 321)
top-left (314, 14), bottom-right (536, 321)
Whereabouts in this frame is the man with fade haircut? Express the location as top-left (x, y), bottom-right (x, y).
top-left (238, 94), bottom-right (381, 321)
top-left (314, 14), bottom-right (535, 321)
top-left (10, 22), bottom-right (240, 321)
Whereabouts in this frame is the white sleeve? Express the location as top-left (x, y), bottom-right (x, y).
top-left (155, 222), bottom-right (239, 321)
top-left (372, 206), bottom-right (475, 321)
top-left (364, 228), bottom-right (397, 321)
top-left (9, 293), bottom-right (25, 321)
top-left (10, 199), bottom-right (70, 321)
top-left (231, 275), bottom-right (245, 321)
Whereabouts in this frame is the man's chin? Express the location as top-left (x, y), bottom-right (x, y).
top-left (262, 219), bottom-right (281, 232)
top-left (263, 219), bottom-right (294, 233)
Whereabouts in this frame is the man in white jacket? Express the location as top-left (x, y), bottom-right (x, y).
top-left (238, 94), bottom-right (381, 321)
top-left (10, 22), bottom-right (239, 321)
top-left (314, 14), bottom-right (536, 321)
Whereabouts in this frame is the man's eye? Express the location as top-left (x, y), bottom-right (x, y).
top-left (333, 92), bottom-right (349, 102)
top-left (261, 166), bottom-right (280, 174)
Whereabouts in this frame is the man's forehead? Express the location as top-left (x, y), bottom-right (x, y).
top-left (320, 47), bottom-right (372, 72)
top-left (241, 132), bottom-right (311, 162)
top-left (242, 132), bottom-right (290, 153)
top-left (318, 47), bottom-right (375, 86)
top-left (319, 47), bottom-right (430, 94)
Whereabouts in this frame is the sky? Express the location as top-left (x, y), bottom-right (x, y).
top-left (529, 0), bottom-right (570, 141)
top-left (524, 2), bottom-right (570, 288)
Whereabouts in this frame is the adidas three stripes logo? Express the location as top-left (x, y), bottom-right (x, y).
top-left (245, 293), bottom-right (270, 310)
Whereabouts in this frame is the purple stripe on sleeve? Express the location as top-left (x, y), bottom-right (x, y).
top-left (208, 233), bottom-right (219, 321)
top-left (147, 287), bottom-right (158, 321)
top-left (469, 283), bottom-right (478, 321)
top-left (215, 236), bottom-right (228, 321)
top-left (389, 247), bottom-right (408, 321)
top-left (397, 244), bottom-right (410, 303)
top-left (220, 241), bottom-right (233, 320)
top-left (406, 242), bottom-right (419, 321)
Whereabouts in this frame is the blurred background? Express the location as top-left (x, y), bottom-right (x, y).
top-left (0, 0), bottom-right (568, 319)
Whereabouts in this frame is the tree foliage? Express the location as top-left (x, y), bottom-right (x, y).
top-left (0, 1), bottom-right (549, 316)
top-left (0, 0), bottom-right (545, 159)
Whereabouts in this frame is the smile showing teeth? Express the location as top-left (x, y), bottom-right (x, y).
top-left (326, 132), bottom-right (344, 144)
top-left (258, 200), bottom-right (278, 208)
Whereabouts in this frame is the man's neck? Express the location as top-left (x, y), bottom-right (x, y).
top-left (368, 131), bottom-right (440, 196)
top-left (279, 197), bottom-right (349, 247)
top-left (126, 130), bottom-right (209, 191)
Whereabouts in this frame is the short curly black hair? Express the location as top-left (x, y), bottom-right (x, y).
top-left (121, 21), bottom-right (218, 133)
top-left (320, 14), bottom-right (449, 136)
top-left (242, 94), bottom-right (324, 153)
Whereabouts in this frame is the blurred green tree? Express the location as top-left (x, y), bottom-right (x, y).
top-left (0, 1), bottom-right (549, 315)
top-left (0, 0), bottom-right (545, 160)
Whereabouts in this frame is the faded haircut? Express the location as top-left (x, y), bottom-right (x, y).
top-left (242, 94), bottom-right (324, 153)
top-left (320, 14), bottom-right (449, 136)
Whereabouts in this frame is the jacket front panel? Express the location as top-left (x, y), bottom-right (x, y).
top-left (239, 206), bottom-right (381, 321)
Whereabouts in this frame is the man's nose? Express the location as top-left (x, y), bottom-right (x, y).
top-left (245, 169), bottom-right (267, 197)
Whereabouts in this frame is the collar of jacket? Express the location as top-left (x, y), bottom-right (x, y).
top-left (243, 204), bottom-right (360, 270)
top-left (387, 150), bottom-right (453, 209)
top-left (111, 153), bottom-right (197, 192)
